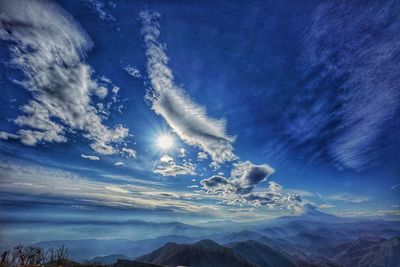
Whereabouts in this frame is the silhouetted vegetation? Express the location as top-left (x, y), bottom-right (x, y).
top-left (1, 244), bottom-right (70, 267)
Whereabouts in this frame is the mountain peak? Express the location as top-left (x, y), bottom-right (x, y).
top-left (193, 239), bottom-right (222, 249)
top-left (295, 204), bottom-right (339, 221)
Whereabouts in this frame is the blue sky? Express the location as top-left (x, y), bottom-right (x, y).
top-left (0, 0), bottom-right (399, 245)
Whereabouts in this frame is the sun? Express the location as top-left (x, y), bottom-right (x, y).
top-left (156, 134), bottom-right (174, 150)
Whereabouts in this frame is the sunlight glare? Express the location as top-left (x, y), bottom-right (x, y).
top-left (156, 135), bottom-right (174, 150)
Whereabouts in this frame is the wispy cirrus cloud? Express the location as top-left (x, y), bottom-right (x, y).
top-left (0, 0), bottom-right (134, 157)
top-left (139, 10), bottom-right (236, 163)
top-left (327, 193), bottom-right (370, 204)
top-left (286, 1), bottom-right (400, 171)
top-left (391, 184), bottom-right (400, 190)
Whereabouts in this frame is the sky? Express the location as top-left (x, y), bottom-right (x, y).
top-left (0, 0), bottom-right (399, 246)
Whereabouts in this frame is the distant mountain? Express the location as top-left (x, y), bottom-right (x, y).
top-left (136, 239), bottom-right (256, 267)
top-left (333, 237), bottom-right (400, 267)
top-left (259, 218), bottom-right (400, 241)
top-left (271, 205), bottom-right (344, 225)
top-left (34, 235), bottom-right (198, 262)
top-left (217, 230), bottom-right (264, 244)
top-left (89, 254), bottom-right (132, 265)
top-left (226, 240), bottom-right (297, 267)
top-left (286, 232), bottom-right (350, 256)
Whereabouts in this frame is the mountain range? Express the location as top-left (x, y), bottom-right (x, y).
top-left (31, 209), bottom-right (400, 266)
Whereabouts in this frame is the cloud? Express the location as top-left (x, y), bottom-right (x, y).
top-left (286, 189), bottom-right (316, 198)
top-left (154, 155), bottom-right (197, 177)
top-left (187, 185), bottom-right (199, 189)
top-left (84, 0), bottom-right (115, 21)
top-left (209, 161), bottom-right (221, 171)
top-left (178, 148), bottom-right (187, 158)
top-left (200, 160), bottom-right (302, 208)
top-left (114, 161), bottom-right (124, 166)
top-left (139, 10), bottom-right (236, 163)
top-left (197, 152), bottom-right (208, 161)
top-left (122, 147), bottom-right (137, 159)
top-left (335, 209), bottom-right (400, 218)
top-left (81, 154), bottom-right (100, 161)
top-left (0, 158), bottom-right (213, 214)
top-left (288, 1), bottom-right (400, 170)
top-left (0, 131), bottom-right (19, 141)
top-left (0, 0), bottom-right (134, 157)
top-left (328, 193), bottom-right (370, 204)
top-left (124, 66), bottom-right (141, 78)
top-left (391, 184), bottom-right (400, 190)
top-left (317, 204), bottom-right (335, 209)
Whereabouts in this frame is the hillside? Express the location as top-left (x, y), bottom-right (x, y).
top-left (136, 239), bottom-right (256, 267)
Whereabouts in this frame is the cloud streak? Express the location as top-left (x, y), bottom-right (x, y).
top-left (81, 154), bottom-right (100, 161)
top-left (140, 10), bottom-right (236, 163)
top-left (0, 158), bottom-right (212, 214)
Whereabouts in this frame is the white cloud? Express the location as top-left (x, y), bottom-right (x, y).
top-left (84, 0), bottom-right (115, 21)
top-left (178, 148), bottom-right (187, 158)
top-left (187, 185), bottom-right (199, 189)
top-left (197, 151), bottom-right (208, 161)
top-left (0, 131), bottom-right (19, 140)
top-left (317, 204), bottom-right (335, 209)
top-left (154, 155), bottom-right (197, 177)
top-left (335, 209), bottom-right (400, 218)
top-left (114, 161), bottom-right (124, 166)
top-left (199, 160), bottom-right (302, 208)
top-left (122, 147), bottom-right (137, 159)
top-left (0, 0), bottom-right (134, 156)
top-left (286, 189), bottom-right (316, 197)
top-left (124, 66), bottom-right (141, 78)
top-left (209, 161), bottom-right (221, 171)
top-left (140, 10), bottom-right (236, 163)
top-left (81, 154), bottom-right (100, 161)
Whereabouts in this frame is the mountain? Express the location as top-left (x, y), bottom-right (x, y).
top-left (34, 235), bottom-right (198, 262)
top-left (136, 239), bottom-right (256, 267)
top-left (259, 218), bottom-right (400, 240)
top-left (89, 254), bottom-right (132, 265)
top-left (217, 230), bottom-right (264, 244)
top-left (113, 259), bottom-right (165, 267)
top-left (36, 239), bottom-right (137, 262)
top-left (333, 237), bottom-right (400, 267)
top-left (226, 240), bottom-right (297, 267)
top-left (296, 204), bottom-right (342, 222)
top-left (286, 232), bottom-right (350, 256)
